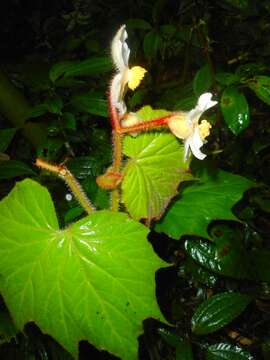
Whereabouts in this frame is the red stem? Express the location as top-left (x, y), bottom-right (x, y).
top-left (117, 114), bottom-right (175, 134)
top-left (108, 88), bottom-right (121, 131)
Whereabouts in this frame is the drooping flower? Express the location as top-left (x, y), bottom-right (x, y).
top-left (168, 92), bottom-right (217, 160)
top-left (110, 25), bottom-right (147, 116)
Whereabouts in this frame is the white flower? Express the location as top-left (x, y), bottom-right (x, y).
top-left (168, 93), bottom-right (217, 160)
top-left (110, 25), bottom-right (147, 116)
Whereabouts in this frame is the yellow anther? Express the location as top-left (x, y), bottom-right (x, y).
top-left (199, 120), bottom-right (212, 140)
top-left (128, 66), bottom-right (147, 90)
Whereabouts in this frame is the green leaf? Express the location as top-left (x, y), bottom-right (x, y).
top-left (143, 30), bottom-right (161, 59)
top-left (224, 0), bottom-right (249, 9)
top-left (71, 91), bottom-right (108, 117)
top-left (158, 328), bottom-right (193, 360)
top-left (184, 257), bottom-right (218, 287)
top-left (193, 64), bottom-right (212, 96)
top-left (122, 106), bottom-right (192, 221)
top-left (50, 57), bottom-right (112, 82)
top-left (248, 76), bottom-right (270, 105)
top-left (221, 86), bottom-right (250, 135)
top-left (64, 206), bottom-right (84, 224)
top-left (26, 104), bottom-right (48, 119)
top-left (0, 128), bottom-right (17, 152)
top-left (191, 292), bottom-right (251, 335)
top-left (215, 72), bottom-right (240, 86)
top-left (176, 340), bottom-right (193, 360)
top-left (185, 239), bottom-right (252, 279)
top-left (206, 343), bottom-right (254, 360)
top-left (63, 112), bottom-right (76, 130)
top-left (155, 169), bottom-right (253, 240)
top-left (45, 96), bottom-right (63, 114)
top-left (66, 156), bottom-right (102, 178)
top-left (126, 18), bottom-right (152, 30)
top-left (26, 96), bottom-right (63, 118)
top-left (0, 160), bottom-right (35, 179)
top-left (0, 179), bottom-right (165, 360)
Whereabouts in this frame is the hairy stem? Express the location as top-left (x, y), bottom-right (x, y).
top-left (111, 131), bottom-right (123, 211)
top-left (35, 158), bottom-right (95, 214)
top-left (108, 88), bottom-right (121, 131)
top-left (118, 114), bottom-right (175, 134)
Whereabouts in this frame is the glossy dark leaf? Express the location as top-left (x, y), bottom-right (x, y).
top-left (191, 292), bottom-right (252, 335)
top-left (206, 342), bottom-right (254, 359)
top-left (221, 86), bottom-right (249, 135)
top-left (185, 239), bottom-right (252, 279)
top-left (184, 258), bottom-right (218, 287)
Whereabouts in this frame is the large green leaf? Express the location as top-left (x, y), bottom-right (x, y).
top-left (221, 86), bottom-right (249, 135)
top-left (191, 292), bottom-right (251, 335)
top-left (122, 106), bottom-right (192, 221)
top-left (206, 343), bottom-right (254, 360)
top-left (155, 170), bottom-right (253, 239)
top-left (0, 179), bottom-right (165, 360)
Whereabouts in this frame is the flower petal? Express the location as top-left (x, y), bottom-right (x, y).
top-left (198, 92), bottom-right (218, 112)
top-left (184, 137), bottom-right (191, 160)
top-left (189, 127), bottom-right (206, 160)
top-left (111, 25), bottom-right (130, 72)
top-left (188, 92), bottom-right (217, 125)
top-left (111, 73), bottom-right (127, 115)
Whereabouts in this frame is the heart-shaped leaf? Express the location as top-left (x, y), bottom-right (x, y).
top-left (122, 106), bottom-right (192, 221)
top-left (0, 179), bottom-right (165, 360)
